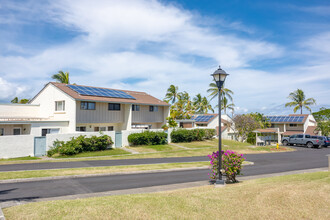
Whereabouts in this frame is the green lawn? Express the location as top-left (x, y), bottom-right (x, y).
top-left (0, 156), bottom-right (41, 161)
top-left (0, 162), bottom-right (210, 180)
top-left (126, 144), bottom-right (182, 153)
top-left (4, 171), bottom-right (329, 220)
top-left (0, 139), bottom-right (293, 165)
top-left (53, 148), bottom-right (130, 158)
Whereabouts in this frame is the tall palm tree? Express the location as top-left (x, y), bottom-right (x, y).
top-left (52, 70), bottom-right (70, 84)
top-left (207, 82), bottom-right (234, 101)
top-left (285, 89), bottom-right (316, 114)
top-left (221, 97), bottom-right (235, 115)
top-left (164, 85), bottom-right (179, 104)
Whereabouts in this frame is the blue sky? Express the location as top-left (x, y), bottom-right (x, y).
top-left (0, 0), bottom-right (329, 115)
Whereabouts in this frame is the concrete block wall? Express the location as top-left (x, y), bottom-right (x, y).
top-left (0, 135), bottom-right (35, 159)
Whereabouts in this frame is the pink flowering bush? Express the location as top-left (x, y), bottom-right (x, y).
top-left (208, 150), bottom-right (245, 183)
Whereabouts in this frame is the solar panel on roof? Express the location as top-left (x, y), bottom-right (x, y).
top-left (194, 115), bottom-right (214, 122)
top-left (265, 115), bottom-right (305, 123)
top-left (67, 85), bottom-right (136, 100)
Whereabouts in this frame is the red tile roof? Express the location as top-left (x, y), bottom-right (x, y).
top-left (51, 82), bottom-right (170, 106)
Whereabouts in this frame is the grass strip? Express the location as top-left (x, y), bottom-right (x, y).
top-left (4, 171), bottom-right (329, 220)
top-left (0, 162), bottom-right (210, 180)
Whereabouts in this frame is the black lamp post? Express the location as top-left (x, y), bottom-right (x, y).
top-left (211, 65), bottom-right (229, 186)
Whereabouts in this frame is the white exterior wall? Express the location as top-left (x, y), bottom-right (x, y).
top-left (30, 84), bottom-right (76, 133)
top-left (46, 131), bottom-right (116, 150)
top-left (30, 122), bottom-right (70, 136)
top-left (0, 135), bottom-right (35, 158)
top-left (0, 104), bottom-right (40, 118)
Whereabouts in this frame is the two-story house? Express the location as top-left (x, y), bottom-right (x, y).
top-left (254, 114), bottom-right (319, 145)
top-left (0, 82), bottom-right (170, 136)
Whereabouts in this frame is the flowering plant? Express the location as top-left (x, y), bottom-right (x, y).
top-left (208, 150), bottom-right (245, 183)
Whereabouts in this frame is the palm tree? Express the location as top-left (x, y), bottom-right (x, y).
top-left (164, 85), bottom-right (178, 104)
top-left (285, 89), bottom-right (316, 114)
top-left (221, 97), bottom-right (235, 115)
top-left (11, 97), bottom-right (18, 103)
top-left (11, 97), bottom-right (29, 104)
top-left (193, 94), bottom-right (213, 114)
top-left (52, 70), bottom-right (70, 84)
top-left (207, 82), bottom-right (233, 101)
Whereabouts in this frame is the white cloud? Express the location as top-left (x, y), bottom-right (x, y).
top-left (0, 77), bottom-right (28, 101)
top-left (0, 0), bottom-right (329, 114)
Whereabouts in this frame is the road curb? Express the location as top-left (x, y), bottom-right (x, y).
top-left (0, 206), bottom-right (5, 220)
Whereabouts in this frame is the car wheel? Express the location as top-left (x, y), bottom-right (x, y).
top-left (307, 142), bottom-right (313, 148)
top-left (283, 140), bottom-right (288, 146)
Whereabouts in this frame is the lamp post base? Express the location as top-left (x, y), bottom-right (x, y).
top-left (215, 179), bottom-right (226, 187)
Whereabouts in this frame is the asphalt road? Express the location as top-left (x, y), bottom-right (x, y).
top-left (0, 147), bottom-right (329, 203)
top-left (0, 156), bottom-right (209, 172)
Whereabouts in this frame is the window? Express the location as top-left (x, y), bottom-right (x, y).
top-left (132, 105), bottom-right (140, 111)
top-left (76, 127), bottom-right (86, 132)
top-left (94, 127), bottom-right (99, 132)
top-left (149, 106), bottom-right (158, 112)
top-left (297, 134), bottom-right (303, 138)
top-left (81, 102), bottom-right (96, 110)
top-left (42, 129), bottom-right (60, 136)
top-left (290, 135), bottom-right (296, 138)
top-left (13, 128), bottom-right (21, 135)
top-left (305, 135), bottom-right (311, 138)
top-left (289, 124), bottom-right (297, 127)
top-left (0, 128), bottom-right (4, 136)
top-left (55, 101), bottom-right (65, 111)
top-left (108, 103), bottom-right (120, 111)
top-left (100, 127), bottom-right (106, 131)
top-left (108, 126), bottom-right (114, 131)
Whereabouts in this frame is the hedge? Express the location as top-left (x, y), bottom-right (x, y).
top-left (47, 135), bottom-right (113, 157)
top-left (128, 131), bottom-right (167, 146)
top-left (170, 128), bottom-right (215, 143)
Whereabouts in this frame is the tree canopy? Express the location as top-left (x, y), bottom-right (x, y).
top-left (285, 89), bottom-right (316, 114)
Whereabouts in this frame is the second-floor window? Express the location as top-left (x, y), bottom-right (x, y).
top-left (149, 106), bottom-right (158, 112)
top-left (81, 101), bottom-right (95, 110)
top-left (289, 124), bottom-right (297, 127)
top-left (55, 101), bottom-right (65, 111)
top-left (132, 105), bottom-right (140, 111)
top-left (109, 103), bottom-right (121, 111)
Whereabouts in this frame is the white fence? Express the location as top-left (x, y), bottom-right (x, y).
top-left (0, 135), bottom-right (35, 158)
top-left (0, 128), bottom-right (217, 158)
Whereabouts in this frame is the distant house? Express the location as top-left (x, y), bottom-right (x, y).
top-left (176, 114), bottom-right (237, 140)
top-left (0, 82), bottom-right (170, 136)
top-left (254, 114), bottom-right (319, 145)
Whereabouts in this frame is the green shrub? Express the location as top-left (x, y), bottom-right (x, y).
top-left (47, 135), bottom-right (113, 157)
top-left (171, 128), bottom-right (215, 143)
top-left (128, 131), bottom-right (167, 146)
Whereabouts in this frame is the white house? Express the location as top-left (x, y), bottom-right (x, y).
top-left (176, 114), bottom-right (237, 140)
top-left (254, 114), bottom-right (319, 145)
top-left (0, 82), bottom-right (170, 137)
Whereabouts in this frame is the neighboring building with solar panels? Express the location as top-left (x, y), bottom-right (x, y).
top-left (254, 114), bottom-right (319, 145)
top-left (0, 82), bottom-right (170, 136)
top-left (176, 113), bottom-right (237, 140)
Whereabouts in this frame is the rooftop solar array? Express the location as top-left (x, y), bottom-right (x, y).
top-left (265, 116), bottom-right (305, 123)
top-left (67, 85), bottom-right (136, 100)
top-left (192, 115), bottom-right (215, 122)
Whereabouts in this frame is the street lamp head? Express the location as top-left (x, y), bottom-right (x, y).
top-left (211, 65), bottom-right (229, 89)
